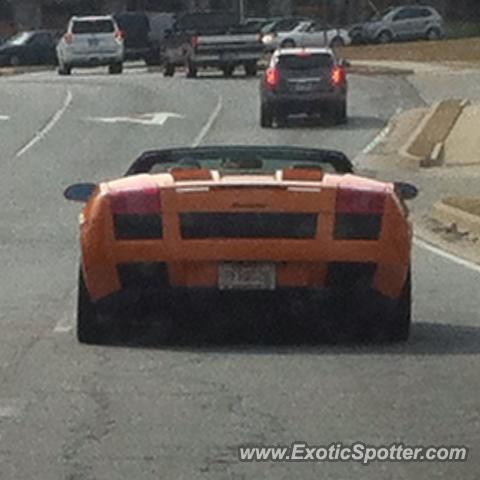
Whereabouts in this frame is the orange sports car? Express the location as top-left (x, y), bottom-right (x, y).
top-left (64, 146), bottom-right (417, 344)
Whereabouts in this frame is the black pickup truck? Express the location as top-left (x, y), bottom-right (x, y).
top-left (162, 12), bottom-right (265, 78)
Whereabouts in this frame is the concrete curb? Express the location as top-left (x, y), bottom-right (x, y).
top-left (431, 198), bottom-right (480, 236)
top-left (399, 98), bottom-right (469, 167)
top-left (0, 66), bottom-right (55, 76)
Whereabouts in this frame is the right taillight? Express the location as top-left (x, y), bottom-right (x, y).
top-left (265, 66), bottom-right (280, 89)
top-left (191, 35), bottom-right (199, 48)
top-left (334, 188), bottom-right (386, 240)
top-left (110, 186), bottom-right (163, 239)
top-left (64, 33), bottom-right (73, 45)
top-left (331, 65), bottom-right (346, 86)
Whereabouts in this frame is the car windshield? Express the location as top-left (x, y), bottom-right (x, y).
top-left (369, 7), bottom-right (394, 21)
top-left (72, 20), bottom-right (115, 34)
top-left (6, 32), bottom-right (33, 45)
top-left (127, 147), bottom-right (353, 176)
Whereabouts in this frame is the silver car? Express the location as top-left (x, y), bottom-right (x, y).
top-left (362, 5), bottom-right (444, 43)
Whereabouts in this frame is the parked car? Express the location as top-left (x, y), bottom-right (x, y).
top-left (262, 20), bottom-right (351, 50)
top-left (361, 5), bottom-right (444, 44)
top-left (0, 31), bottom-right (58, 66)
top-left (260, 47), bottom-right (348, 127)
top-left (56, 15), bottom-right (124, 75)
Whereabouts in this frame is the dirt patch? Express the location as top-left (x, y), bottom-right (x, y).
top-left (338, 37), bottom-right (480, 64)
top-left (443, 197), bottom-right (480, 217)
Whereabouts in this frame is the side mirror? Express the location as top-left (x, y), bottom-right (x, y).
top-left (339, 58), bottom-right (351, 68)
top-left (64, 183), bottom-right (96, 202)
top-left (394, 182), bottom-right (418, 200)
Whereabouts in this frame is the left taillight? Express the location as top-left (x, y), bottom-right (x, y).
top-left (331, 65), bottom-right (346, 87)
top-left (334, 188), bottom-right (386, 240)
top-left (110, 186), bottom-right (163, 239)
top-left (64, 33), bottom-right (73, 45)
top-left (265, 66), bottom-right (280, 89)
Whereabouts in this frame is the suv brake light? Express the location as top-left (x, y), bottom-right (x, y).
top-left (64, 33), bottom-right (74, 44)
top-left (115, 30), bottom-right (124, 41)
top-left (110, 186), bottom-right (161, 214)
top-left (265, 66), bottom-right (280, 88)
top-left (331, 66), bottom-right (346, 86)
top-left (191, 35), bottom-right (199, 48)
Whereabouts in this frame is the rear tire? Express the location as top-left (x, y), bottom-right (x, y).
top-left (244, 62), bottom-right (257, 77)
top-left (329, 37), bottom-right (345, 48)
top-left (108, 62), bottom-right (123, 75)
top-left (281, 39), bottom-right (295, 48)
top-left (426, 28), bottom-right (441, 41)
top-left (77, 270), bottom-right (104, 345)
top-left (186, 63), bottom-right (198, 78)
top-left (58, 64), bottom-right (71, 75)
top-left (222, 65), bottom-right (234, 78)
top-left (260, 103), bottom-right (273, 128)
top-left (163, 63), bottom-right (175, 76)
top-left (387, 271), bottom-right (412, 342)
top-left (377, 30), bottom-right (393, 44)
top-left (333, 100), bottom-right (347, 125)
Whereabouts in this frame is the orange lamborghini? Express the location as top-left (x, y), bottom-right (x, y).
top-left (64, 146), bottom-right (417, 344)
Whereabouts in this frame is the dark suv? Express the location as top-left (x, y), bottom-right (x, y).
top-left (260, 48), bottom-right (347, 128)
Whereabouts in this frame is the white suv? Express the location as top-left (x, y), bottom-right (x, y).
top-left (57, 15), bottom-right (124, 75)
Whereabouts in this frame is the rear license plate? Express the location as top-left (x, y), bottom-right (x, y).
top-left (88, 38), bottom-right (100, 46)
top-left (220, 52), bottom-right (236, 62)
top-left (294, 82), bottom-right (315, 92)
top-left (218, 263), bottom-right (276, 290)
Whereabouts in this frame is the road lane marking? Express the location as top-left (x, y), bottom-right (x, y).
top-left (54, 286), bottom-right (76, 334)
top-left (414, 237), bottom-right (480, 274)
top-left (361, 107), bottom-right (402, 155)
top-left (88, 112), bottom-right (184, 126)
top-left (0, 115), bottom-right (9, 121)
top-left (191, 95), bottom-right (223, 147)
top-left (0, 400), bottom-right (25, 418)
top-left (15, 89), bottom-right (73, 158)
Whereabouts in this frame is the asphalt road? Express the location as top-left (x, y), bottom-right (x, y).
top-left (0, 66), bottom-right (478, 479)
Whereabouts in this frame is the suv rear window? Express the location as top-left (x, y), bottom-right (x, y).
top-left (278, 54), bottom-right (333, 70)
top-left (72, 20), bottom-right (115, 34)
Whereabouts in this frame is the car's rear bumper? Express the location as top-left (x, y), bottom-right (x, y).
top-left (62, 52), bottom-right (123, 67)
top-left (263, 92), bottom-right (346, 114)
top-left (191, 52), bottom-right (262, 67)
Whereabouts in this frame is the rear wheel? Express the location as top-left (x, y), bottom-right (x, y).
top-left (426, 27), bottom-right (442, 41)
top-left (377, 30), bottom-right (392, 44)
top-left (244, 62), bottom-right (257, 77)
top-left (222, 65), bottom-right (234, 78)
top-left (108, 62), bottom-right (123, 75)
top-left (329, 36), bottom-right (345, 48)
top-left (163, 63), bottom-right (175, 76)
top-left (333, 100), bottom-right (347, 125)
top-left (77, 270), bottom-right (104, 344)
top-left (281, 39), bottom-right (295, 48)
top-left (260, 103), bottom-right (273, 128)
top-left (58, 64), bottom-right (71, 75)
top-left (186, 63), bottom-right (198, 78)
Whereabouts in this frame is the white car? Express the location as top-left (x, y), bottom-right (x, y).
top-left (56, 15), bottom-right (124, 75)
top-left (262, 21), bottom-right (351, 51)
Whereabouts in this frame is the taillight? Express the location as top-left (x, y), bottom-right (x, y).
top-left (334, 188), bottom-right (386, 240)
top-left (265, 66), bottom-right (280, 89)
top-left (115, 30), bottom-right (124, 41)
top-left (110, 186), bottom-right (161, 214)
top-left (64, 33), bottom-right (73, 44)
top-left (336, 188), bottom-right (386, 214)
top-left (331, 66), bottom-right (346, 86)
top-left (110, 186), bottom-right (163, 239)
top-left (191, 35), bottom-right (199, 48)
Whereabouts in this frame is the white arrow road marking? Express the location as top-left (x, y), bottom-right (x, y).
top-left (0, 115), bottom-right (9, 121)
top-left (88, 112), bottom-right (184, 126)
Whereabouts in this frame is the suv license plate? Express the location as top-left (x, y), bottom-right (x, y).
top-left (219, 263), bottom-right (276, 290)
